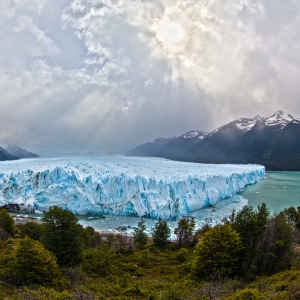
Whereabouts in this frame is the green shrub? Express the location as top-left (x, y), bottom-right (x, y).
top-left (176, 248), bottom-right (189, 262)
top-left (0, 209), bottom-right (16, 239)
top-left (232, 288), bottom-right (263, 299)
top-left (81, 246), bottom-right (116, 277)
top-left (19, 221), bottom-right (43, 240)
top-left (14, 237), bottom-right (64, 286)
top-left (0, 239), bottom-right (17, 283)
top-left (24, 287), bottom-right (74, 300)
top-left (193, 223), bottom-right (242, 277)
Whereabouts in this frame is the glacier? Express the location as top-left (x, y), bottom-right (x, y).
top-left (0, 156), bottom-right (265, 220)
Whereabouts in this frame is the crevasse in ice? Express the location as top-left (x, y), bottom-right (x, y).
top-left (0, 156), bottom-right (265, 219)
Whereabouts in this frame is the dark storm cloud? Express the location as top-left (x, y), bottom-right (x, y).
top-left (0, 0), bottom-right (300, 153)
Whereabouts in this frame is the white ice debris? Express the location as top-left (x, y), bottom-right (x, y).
top-left (182, 131), bottom-right (200, 138)
top-left (0, 156), bottom-right (265, 220)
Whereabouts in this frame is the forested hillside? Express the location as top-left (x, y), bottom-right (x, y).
top-left (1, 205), bottom-right (300, 299)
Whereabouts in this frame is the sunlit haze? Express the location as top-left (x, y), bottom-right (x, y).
top-left (0, 0), bottom-right (300, 154)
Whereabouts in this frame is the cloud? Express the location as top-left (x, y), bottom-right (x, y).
top-left (0, 0), bottom-right (300, 153)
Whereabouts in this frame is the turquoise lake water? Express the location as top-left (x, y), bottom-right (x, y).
top-left (238, 171), bottom-right (300, 214)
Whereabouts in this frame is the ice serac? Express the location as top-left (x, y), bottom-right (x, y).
top-left (0, 157), bottom-right (265, 220)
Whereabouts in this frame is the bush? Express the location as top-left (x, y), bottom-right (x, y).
top-left (81, 246), bottom-right (116, 277)
top-left (19, 221), bottom-right (43, 240)
top-left (14, 237), bottom-right (64, 286)
top-left (232, 288), bottom-right (263, 300)
top-left (0, 239), bottom-right (17, 283)
top-left (0, 209), bottom-right (16, 239)
top-left (193, 223), bottom-right (242, 277)
top-left (176, 248), bottom-right (189, 262)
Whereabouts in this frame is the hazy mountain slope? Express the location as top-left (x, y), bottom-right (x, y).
top-left (126, 137), bottom-right (176, 157)
top-left (5, 144), bottom-right (38, 158)
top-left (126, 131), bottom-right (207, 158)
top-left (155, 131), bottom-right (208, 160)
top-left (0, 146), bottom-right (18, 161)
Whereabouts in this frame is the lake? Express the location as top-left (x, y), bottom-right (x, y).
top-left (238, 171), bottom-right (300, 214)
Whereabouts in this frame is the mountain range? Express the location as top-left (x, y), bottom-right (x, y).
top-left (0, 145), bottom-right (38, 161)
top-left (126, 111), bottom-right (300, 171)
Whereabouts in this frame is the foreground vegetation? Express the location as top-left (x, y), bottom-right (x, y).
top-left (0, 204), bottom-right (300, 299)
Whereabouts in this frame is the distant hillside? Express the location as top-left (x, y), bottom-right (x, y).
top-left (0, 145), bottom-right (38, 161)
top-left (5, 144), bottom-right (38, 159)
top-left (126, 131), bottom-right (207, 159)
top-left (0, 146), bottom-right (18, 161)
top-left (127, 111), bottom-right (300, 171)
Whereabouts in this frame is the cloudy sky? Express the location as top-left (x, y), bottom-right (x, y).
top-left (1, 0), bottom-right (300, 153)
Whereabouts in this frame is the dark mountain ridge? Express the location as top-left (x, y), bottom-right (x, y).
top-left (127, 111), bottom-right (300, 171)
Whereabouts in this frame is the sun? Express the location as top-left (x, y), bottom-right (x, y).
top-left (154, 7), bottom-right (192, 54)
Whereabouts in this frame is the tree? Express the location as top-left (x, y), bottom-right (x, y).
top-left (81, 226), bottom-right (95, 248)
top-left (133, 218), bottom-right (148, 249)
top-left (152, 218), bottom-right (170, 247)
top-left (192, 224), bottom-right (212, 247)
top-left (174, 217), bottom-right (195, 248)
top-left (229, 203), bottom-right (269, 274)
top-left (19, 221), bottom-right (43, 241)
top-left (283, 206), bottom-right (300, 243)
top-left (254, 213), bottom-right (293, 276)
top-left (283, 206), bottom-right (300, 228)
top-left (14, 237), bottom-right (63, 286)
top-left (41, 206), bottom-right (85, 266)
top-left (0, 239), bottom-right (17, 283)
top-left (193, 223), bottom-right (242, 277)
top-left (0, 208), bottom-right (16, 239)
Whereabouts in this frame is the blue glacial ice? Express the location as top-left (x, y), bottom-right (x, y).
top-left (0, 156), bottom-right (265, 220)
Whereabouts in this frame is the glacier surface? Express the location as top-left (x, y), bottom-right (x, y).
top-left (0, 156), bottom-right (265, 220)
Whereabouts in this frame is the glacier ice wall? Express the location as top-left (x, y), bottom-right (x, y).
top-left (0, 156), bottom-right (265, 219)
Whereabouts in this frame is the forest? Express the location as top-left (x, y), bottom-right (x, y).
top-left (0, 204), bottom-right (300, 299)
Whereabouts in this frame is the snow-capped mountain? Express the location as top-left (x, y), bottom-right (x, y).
top-left (127, 111), bottom-right (300, 170)
top-left (208, 114), bottom-right (262, 137)
top-left (263, 110), bottom-right (294, 128)
top-left (190, 110), bottom-right (300, 170)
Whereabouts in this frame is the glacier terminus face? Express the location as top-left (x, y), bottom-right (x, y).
top-left (0, 156), bottom-right (265, 220)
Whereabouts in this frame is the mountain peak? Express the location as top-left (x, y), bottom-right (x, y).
top-left (264, 110), bottom-right (294, 128)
